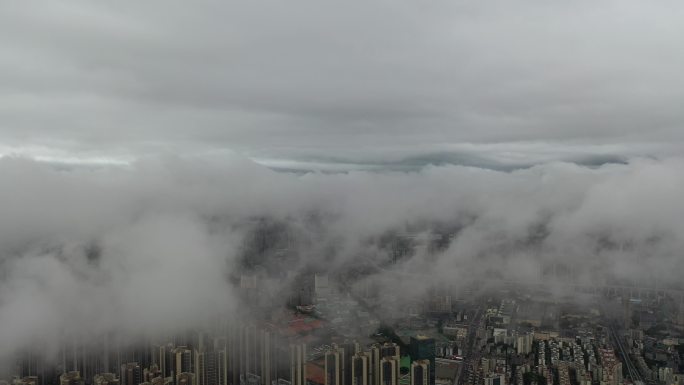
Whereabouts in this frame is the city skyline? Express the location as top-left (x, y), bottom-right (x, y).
top-left (1, 2), bottom-right (684, 385)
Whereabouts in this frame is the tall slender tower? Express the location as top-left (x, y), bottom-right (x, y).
top-left (410, 360), bottom-right (430, 385)
top-left (410, 337), bottom-right (435, 385)
top-left (260, 329), bottom-right (274, 385)
top-left (380, 357), bottom-right (399, 385)
top-left (324, 345), bottom-right (344, 385)
top-left (369, 345), bottom-right (381, 385)
top-left (120, 363), bottom-right (142, 385)
top-left (195, 350), bottom-right (218, 385)
top-left (340, 342), bottom-right (357, 385)
top-left (240, 325), bottom-right (258, 378)
top-left (171, 348), bottom-right (193, 382)
top-left (370, 343), bottom-right (400, 385)
top-left (351, 352), bottom-right (371, 385)
top-left (290, 345), bottom-right (307, 385)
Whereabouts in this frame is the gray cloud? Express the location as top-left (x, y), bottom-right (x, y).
top-left (1, 1), bottom-right (683, 164)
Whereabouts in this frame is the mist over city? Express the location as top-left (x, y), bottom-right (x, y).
top-left (1, 2), bottom-right (684, 385)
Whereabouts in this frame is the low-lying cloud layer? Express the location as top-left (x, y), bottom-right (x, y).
top-left (0, 155), bottom-right (682, 358)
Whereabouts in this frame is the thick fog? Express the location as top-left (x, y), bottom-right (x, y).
top-left (0, 155), bottom-right (682, 358)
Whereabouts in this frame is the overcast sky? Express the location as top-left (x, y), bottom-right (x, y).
top-left (1, 1), bottom-right (683, 169)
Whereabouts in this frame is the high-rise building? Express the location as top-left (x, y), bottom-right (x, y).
top-left (196, 351), bottom-right (219, 385)
top-left (676, 296), bottom-right (684, 327)
top-left (219, 350), bottom-right (229, 385)
top-left (369, 342), bottom-right (400, 385)
top-left (369, 345), bottom-right (381, 385)
top-left (410, 337), bottom-right (435, 385)
top-left (240, 326), bottom-right (258, 380)
top-left (259, 329), bottom-right (277, 385)
top-left (380, 357), bottom-right (399, 385)
top-left (351, 352), bottom-right (371, 385)
top-left (156, 344), bottom-right (195, 382)
top-left (234, 326), bottom-right (287, 385)
top-left (132, 344), bottom-right (155, 375)
top-left (598, 349), bottom-right (622, 385)
top-left (156, 345), bottom-right (175, 380)
top-left (410, 361), bottom-right (429, 385)
top-left (379, 344), bottom-right (399, 361)
top-left (14, 346), bottom-right (60, 385)
top-left (325, 345), bottom-right (344, 385)
top-left (224, 326), bottom-right (238, 385)
top-left (515, 333), bottom-right (533, 355)
top-left (61, 340), bottom-right (94, 382)
top-left (341, 342), bottom-right (358, 385)
top-left (120, 363), bottom-right (142, 385)
top-left (195, 339), bottom-right (230, 385)
top-left (290, 345), bottom-right (307, 385)
top-left (172, 348), bottom-right (193, 382)
top-left (16, 349), bottom-right (40, 382)
top-left (144, 365), bottom-right (162, 383)
top-left (314, 274), bottom-right (330, 303)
